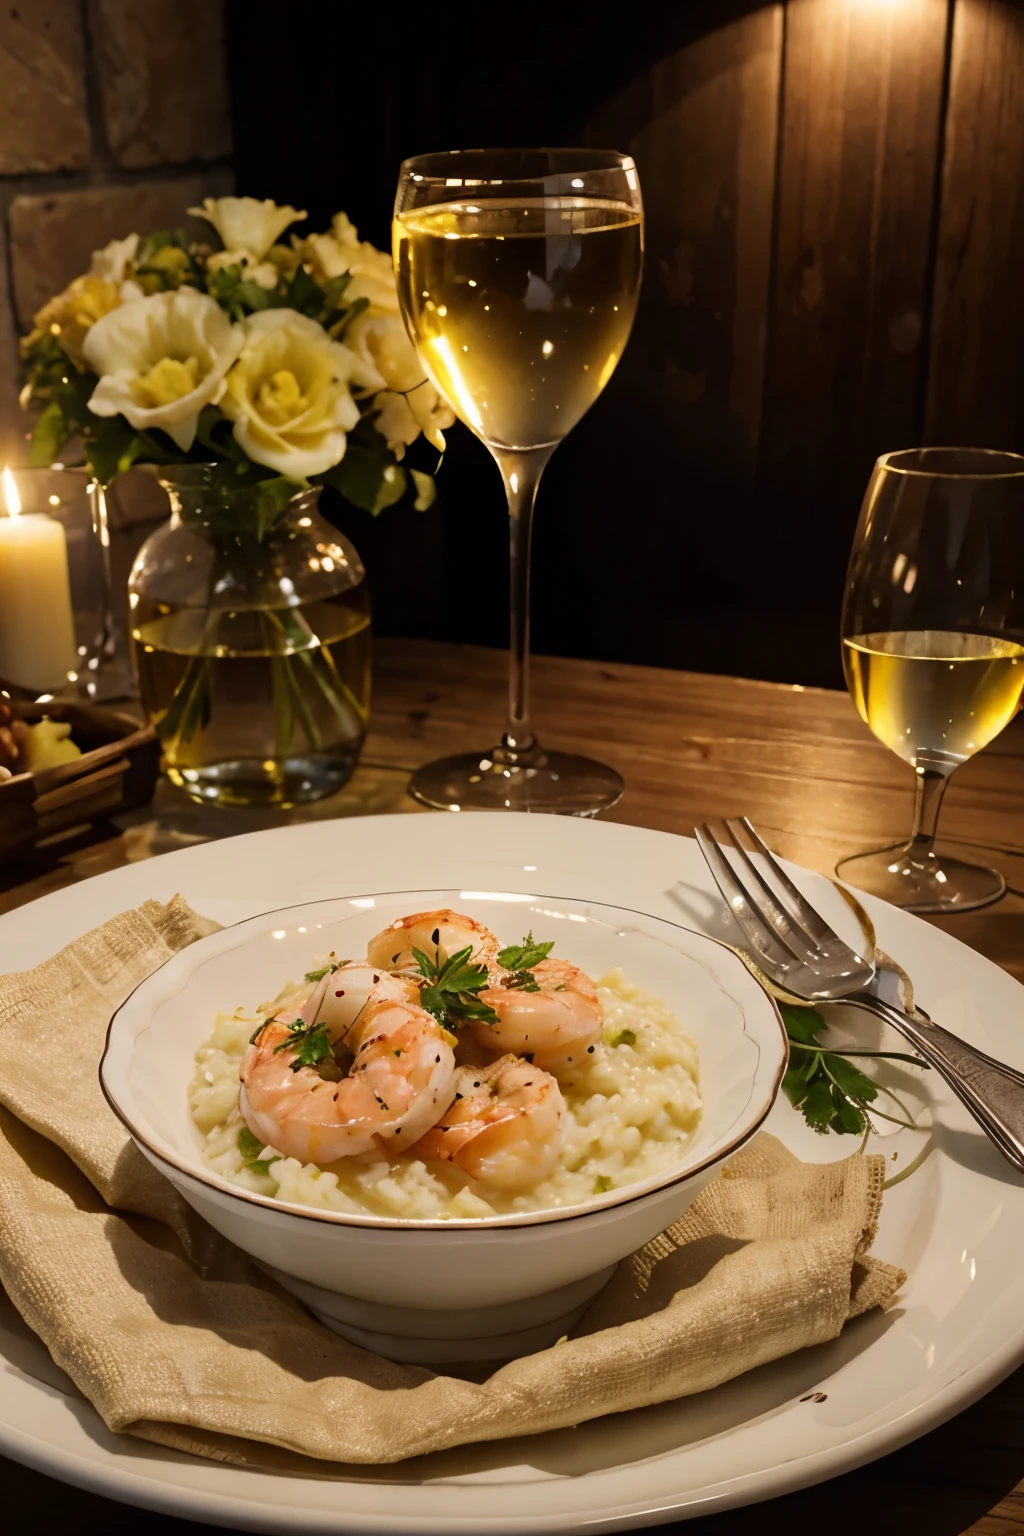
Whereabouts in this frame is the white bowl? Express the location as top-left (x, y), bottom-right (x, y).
top-left (101, 889), bottom-right (787, 1363)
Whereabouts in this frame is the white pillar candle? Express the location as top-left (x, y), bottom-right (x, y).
top-left (0, 470), bottom-right (78, 693)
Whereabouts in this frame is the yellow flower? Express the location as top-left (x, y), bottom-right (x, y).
top-left (89, 233), bottom-right (139, 285)
top-left (129, 356), bottom-right (201, 409)
top-left (25, 274), bottom-right (122, 368)
top-left (373, 385), bottom-right (455, 458)
top-left (299, 213), bottom-right (453, 457)
top-left (83, 289), bottom-right (243, 450)
top-left (189, 197), bottom-right (307, 260)
top-left (221, 310), bottom-right (360, 477)
top-left (206, 247), bottom-right (280, 290)
top-left (346, 309), bottom-right (455, 458)
top-left (299, 212), bottom-right (398, 311)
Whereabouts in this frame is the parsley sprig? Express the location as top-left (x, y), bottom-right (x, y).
top-left (305, 959), bottom-right (346, 984)
top-left (497, 931), bottom-right (554, 992)
top-left (781, 1003), bottom-right (926, 1137)
top-left (272, 1015), bottom-right (334, 1071)
top-left (412, 945), bottom-right (499, 1028)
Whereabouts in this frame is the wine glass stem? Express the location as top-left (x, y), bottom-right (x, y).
top-left (909, 767), bottom-right (951, 860)
top-left (494, 446), bottom-right (553, 758)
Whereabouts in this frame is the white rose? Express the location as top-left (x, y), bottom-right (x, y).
top-left (83, 288), bottom-right (244, 451)
top-left (301, 212), bottom-right (398, 311)
top-left (344, 308), bottom-right (421, 393)
top-left (221, 310), bottom-right (360, 477)
top-left (206, 247), bottom-right (279, 290)
top-left (190, 197), bottom-right (307, 260)
top-left (89, 233), bottom-right (139, 285)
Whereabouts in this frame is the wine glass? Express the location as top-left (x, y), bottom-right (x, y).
top-left (393, 148), bottom-right (643, 813)
top-left (838, 447), bottom-right (1024, 912)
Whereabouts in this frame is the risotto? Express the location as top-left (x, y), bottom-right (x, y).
top-left (189, 966), bottom-right (701, 1220)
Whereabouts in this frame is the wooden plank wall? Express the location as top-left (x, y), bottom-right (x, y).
top-left (576, 0), bottom-right (1024, 681)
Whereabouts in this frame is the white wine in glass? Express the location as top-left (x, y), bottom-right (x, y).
top-left (393, 149), bottom-right (643, 814)
top-left (838, 450), bottom-right (1024, 912)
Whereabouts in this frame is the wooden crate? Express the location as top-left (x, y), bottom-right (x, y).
top-left (0, 698), bottom-right (159, 863)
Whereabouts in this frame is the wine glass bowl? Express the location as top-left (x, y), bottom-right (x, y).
top-left (838, 447), bottom-right (1024, 912)
top-left (393, 148), bottom-right (643, 814)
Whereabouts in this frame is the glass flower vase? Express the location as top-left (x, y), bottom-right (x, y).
top-left (128, 467), bottom-right (370, 809)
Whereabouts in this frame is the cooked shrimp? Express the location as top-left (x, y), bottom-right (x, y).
top-left (411, 1054), bottom-right (565, 1190)
top-left (239, 993), bottom-right (455, 1164)
top-left (366, 908), bottom-right (499, 972)
top-left (314, 961), bottom-right (418, 1040)
top-left (470, 957), bottom-right (602, 1074)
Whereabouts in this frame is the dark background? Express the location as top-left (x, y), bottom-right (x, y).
top-left (226, 0), bottom-right (1024, 689)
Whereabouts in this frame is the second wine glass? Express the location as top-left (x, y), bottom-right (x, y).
top-left (393, 148), bottom-right (643, 813)
top-left (838, 447), bottom-right (1024, 911)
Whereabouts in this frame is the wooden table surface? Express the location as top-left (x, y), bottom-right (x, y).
top-left (3, 638), bottom-right (1024, 1536)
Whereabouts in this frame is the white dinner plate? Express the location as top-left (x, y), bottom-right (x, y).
top-left (1, 811), bottom-right (1023, 1533)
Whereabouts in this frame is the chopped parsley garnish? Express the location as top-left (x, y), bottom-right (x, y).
top-left (497, 931), bottom-right (555, 992)
top-left (781, 1003), bottom-right (926, 1137)
top-left (273, 1015), bottom-right (334, 1071)
top-left (593, 1174), bottom-right (614, 1194)
top-left (611, 1028), bottom-right (637, 1048)
top-left (305, 959), bottom-right (346, 983)
top-left (412, 944), bottom-right (499, 1029)
top-left (497, 932), bottom-right (554, 971)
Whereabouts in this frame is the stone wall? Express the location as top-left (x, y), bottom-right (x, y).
top-left (0, 0), bottom-right (233, 463)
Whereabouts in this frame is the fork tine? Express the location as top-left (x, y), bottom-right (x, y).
top-left (694, 823), bottom-right (802, 985)
top-left (738, 817), bottom-right (866, 961)
top-left (721, 819), bottom-right (824, 962)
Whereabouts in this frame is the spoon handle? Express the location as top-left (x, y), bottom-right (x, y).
top-left (852, 994), bottom-right (1024, 1175)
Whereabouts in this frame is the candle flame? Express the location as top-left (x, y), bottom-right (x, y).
top-left (1, 467), bottom-right (21, 518)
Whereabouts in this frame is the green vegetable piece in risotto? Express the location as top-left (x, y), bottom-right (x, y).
top-left (593, 1174), bottom-right (614, 1194)
top-left (612, 1028), bottom-right (637, 1047)
top-left (237, 1125), bottom-right (264, 1160)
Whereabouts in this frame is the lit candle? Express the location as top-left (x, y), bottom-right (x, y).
top-left (0, 467), bottom-right (78, 692)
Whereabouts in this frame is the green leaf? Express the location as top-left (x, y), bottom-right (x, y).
top-left (801, 1079), bottom-right (836, 1134)
top-left (323, 447), bottom-right (407, 515)
top-left (321, 273), bottom-right (352, 311)
top-left (283, 263), bottom-right (328, 318)
top-left (779, 1002), bottom-right (826, 1046)
top-left (328, 294), bottom-right (370, 339)
top-left (505, 972), bottom-right (541, 992)
top-left (27, 400), bottom-right (72, 467)
top-left (782, 1060), bottom-right (815, 1107)
top-left (822, 1052), bottom-right (878, 1104)
top-left (612, 1028), bottom-right (637, 1048)
top-left (237, 1126), bottom-right (264, 1160)
top-left (272, 1016), bottom-right (334, 1070)
top-left (497, 932), bottom-right (555, 972)
top-left (412, 943), bottom-right (499, 1029)
top-left (251, 476), bottom-right (301, 540)
top-left (410, 469), bottom-right (437, 511)
top-left (305, 962), bottom-right (345, 984)
top-left (830, 1087), bottom-right (867, 1136)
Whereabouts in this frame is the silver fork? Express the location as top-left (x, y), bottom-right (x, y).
top-left (695, 817), bottom-right (1024, 1176)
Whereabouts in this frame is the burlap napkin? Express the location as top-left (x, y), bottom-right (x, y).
top-left (0, 898), bottom-right (906, 1467)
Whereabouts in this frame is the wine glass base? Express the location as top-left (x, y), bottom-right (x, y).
top-left (408, 748), bottom-right (624, 817)
top-left (835, 842), bottom-right (1006, 914)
